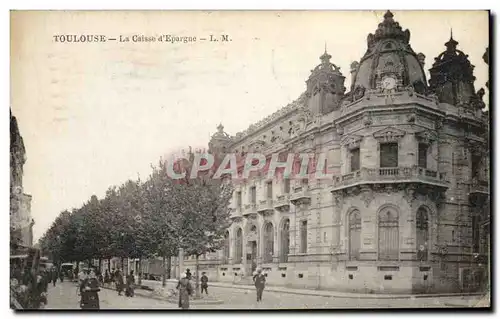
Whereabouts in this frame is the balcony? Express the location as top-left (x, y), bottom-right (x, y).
top-left (230, 206), bottom-right (242, 220)
top-left (243, 203), bottom-right (257, 217)
top-left (274, 194), bottom-right (290, 211)
top-left (331, 166), bottom-right (449, 191)
top-left (470, 179), bottom-right (489, 196)
top-left (289, 185), bottom-right (311, 206)
top-left (469, 178), bottom-right (489, 206)
top-left (257, 199), bottom-right (274, 215)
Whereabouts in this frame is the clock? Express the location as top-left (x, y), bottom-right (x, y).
top-left (382, 76), bottom-right (397, 90)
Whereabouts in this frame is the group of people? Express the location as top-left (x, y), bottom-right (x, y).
top-left (77, 267), bottom-right (137, 309)
top-left (176, 267), bottom-right (266, 309)
top-left (10, 265), bottom-right (65, 309)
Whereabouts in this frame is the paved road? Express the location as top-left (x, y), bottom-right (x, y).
top-left (45, 281), bottom-right (481, 309)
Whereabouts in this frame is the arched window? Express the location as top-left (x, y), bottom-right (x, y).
top-left (348, 210), bottom-right (362, 261)
top-left (223, 231), bottom-right (230, 262)
top-left (280, 219), bottom-right (290, 263)
top-left (378, 207), bottom-right (399, 261)
top-left (416, 207), bottom-right (429, 261)
top-left (235, 228), bottom-right (243, 264)
top-left (263, 223), bottom-right (274, 263)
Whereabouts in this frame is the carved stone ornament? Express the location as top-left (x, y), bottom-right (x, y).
top-left (360, 187), bottom-right (374, 207)
top-left (353, 85), bottom-right (366, 101)
top-left (363, 113), bottom-right (373, 126)
top-left (406, 113), bottom-right (416, 123)
top-left (373, 126), bottom-right (406, 142)
top-left (340, 134), bottom-right (363, 150)
top-left (415, 130), bottom-right (438, 145)
top-left (406, 85), bottom-right (415, 97)
top-left (402, 186), bottom-right (417, 205)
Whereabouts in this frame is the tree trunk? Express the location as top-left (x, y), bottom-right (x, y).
top-left (121, 257), bottom-right (124, 271)
top-left (88, 258), bottom-right (92, 269)
top-left (98, 258), bottom-right (102, 273)
top-left (108, 258), bottom-right (111, 272)
top-left (138, 257), bottom-right (142, 285)
top-left (166, 256), bottom-right (172, 279)
top-left (162, 255), bottom-right (167, 287)
top-left (195, 255), bottom-right (201, 298)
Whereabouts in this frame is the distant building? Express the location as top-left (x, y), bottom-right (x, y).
top-left (10, 109), bottom-right (34, 248)
top-left (180, 11), bottom-right (490, 294)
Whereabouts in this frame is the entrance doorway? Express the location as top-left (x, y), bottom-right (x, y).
top-left (247, 241), bottom-right (257, 275)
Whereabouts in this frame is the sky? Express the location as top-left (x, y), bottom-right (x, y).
top-left (10, 10), bottom-right (489, 242)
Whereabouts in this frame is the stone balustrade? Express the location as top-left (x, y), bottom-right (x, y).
top-left (333, 166), bottom-right (448, 190)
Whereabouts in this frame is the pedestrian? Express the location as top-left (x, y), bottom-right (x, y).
top-left (51, 268), bottom-right (58, 287)
top-left (200, 272), bottom-right (209, 295)
top-left (104, 270), bottom-right (110, 287)
top-left (125, 270), bottom-right (135, 297)
top-left (79, 268), bottom-right (100, 310)
top-left (59, 268), bottom-right (64, 282)
top-left (176, 273), bottom-right (193, 309)
top-left (253, 268), bottom-right (266, 302)
top-left (97, 270), bottom-right (104, 286)
top-left (185, 269), bottom-right (192, 281)
top-left (115, 269), bottom-right (124, 296)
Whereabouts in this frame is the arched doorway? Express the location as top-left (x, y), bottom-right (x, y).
top-left (378, 206), bottom-right (399, 261)
top-left (416, 207), bottom-right (429, 261)
top-left (235, 228), bottom-right (243, 264)
top-left (348, 210), bottom-right (361, 261)
top-left (280, 219), bottom-right (290, 263)
top-left (223, 231), bottom-right (230, 263)
top-left (247, 224), bottom-right (258, 274)
top-left (263, 222), bottom-right (274, 263)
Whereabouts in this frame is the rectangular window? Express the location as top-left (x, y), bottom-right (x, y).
top-left (284, 178), bottom-right (290, 194)
top-left (267, 181), bottom-right (273, 199)
top-left (471, 154), bottom-right (481, 179)
top-left (250, 187), bottom-right (256, 204)
top-left (350, 148), bottom-right (360, 172)
top-left (418, 143), bottom-right (428, 168)
top-left (236, 191), bottom-right (242, 208)
top-left (300, 220), bottom-right (308, 254)
top-left (380, 143), bottom-right (399, 168)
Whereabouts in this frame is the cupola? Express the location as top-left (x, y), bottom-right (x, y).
top-left (351, 11), bottom-right (428, 95)
top-left (429, 31), bottom-right (480, 107)
top-left (305, 47), bottom-right (346, 114)
top-left (208, 123), bottom-right (232, 155)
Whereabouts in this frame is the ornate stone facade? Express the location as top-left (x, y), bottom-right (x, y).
top-left (10, 110), bottom-right (34, 248)
top-left (181, 11), bottom-right (490, 294)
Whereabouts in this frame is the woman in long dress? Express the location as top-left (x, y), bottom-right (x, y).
top-left (79, 269), bottom-right (100, 310)
top-left (176, 273), bottom-right (193, 309)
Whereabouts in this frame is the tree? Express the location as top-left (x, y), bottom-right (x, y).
top-left (165, 149), bottom-right (234, 297)
top-left (142, 159), bottom-right (181, 287)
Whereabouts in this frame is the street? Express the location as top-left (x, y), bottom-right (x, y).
top-left (44, 281), bottom-right (482, 309)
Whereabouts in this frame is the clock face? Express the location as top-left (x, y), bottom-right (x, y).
top-left (382, 77), bottom-right (397, 90)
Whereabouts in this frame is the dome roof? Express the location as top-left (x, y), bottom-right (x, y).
top-left (351, 11), bottom-right (427, 93)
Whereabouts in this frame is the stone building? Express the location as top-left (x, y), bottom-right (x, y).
top-left (181, 11), bottom-right (490, 294)
top-left (10, 109), bottom-right (34, 248)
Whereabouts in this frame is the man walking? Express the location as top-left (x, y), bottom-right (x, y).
top-left (51, 268), bottom-right (58, 287)
top-left (200, 272), bottom-right (209, 295)
top-left (253, 268), bottom-right (266, 302)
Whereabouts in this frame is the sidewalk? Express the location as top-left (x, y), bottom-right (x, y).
top-left (137, 279), bottom-right (485, 300)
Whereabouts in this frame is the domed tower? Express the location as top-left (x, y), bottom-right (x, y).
top-left (305, 48), bottom-right (346, 114)
top-left (208, 123), bottom-right (232, 155)
top-left (429, 32), bottom-right (479, 107)
top-left (351, 11), bottom-right (428, 95)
